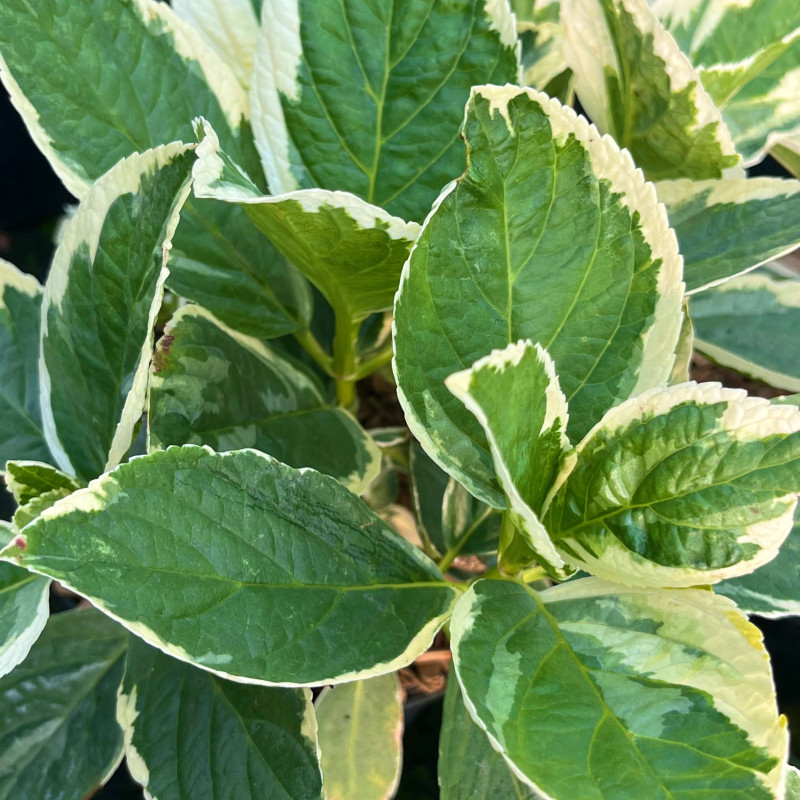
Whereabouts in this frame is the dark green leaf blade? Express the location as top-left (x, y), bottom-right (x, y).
top-left (252, 0), bottom-right (521, 221)
top-left (10, 446), bottom-right (458, 686)
top-left (118, 637), bottom-right (323, 800)
top-left (148, 305), bottom-right (380, 493)
top-left (0, 608), bottom-right (128, 800)
top-left (0, 261), bottom-right (50, 466)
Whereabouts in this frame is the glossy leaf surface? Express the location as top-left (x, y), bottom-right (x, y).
top-left (451, 577), bottom-right (787, 800)
top-left (545, 382), bottom-right (800, 587)
top-left (394, 85), bottom-right (683, 506)
top-left (564, 0), bottom-right (740, 180)
top-left (10, 446), bottom-right (458, 686)
top-left (691, 273), bottom-right (800, 392)
top-left (658, 178), bottom-right (800, 293)
top-left (251, 0), bottom-right (520, 221)
top-left (0, 608), bottom-right (128, 800)
top-left (194, 126), bottom-right (420, 323)
top-left (447, 341), bottom-right (571, 577)
top-left (118, 636), bottom-right (323, 800)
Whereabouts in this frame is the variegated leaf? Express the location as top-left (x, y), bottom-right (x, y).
top-left (544, 382), bottom-right (800, 587)
top-left (0, 608), bottom-right (128, 800)
top-left (316, 674), bottom-right (404, 800)
top-left (40, 144), bottom-right (194, 481)
top-left (0, 522), bottom-right (49, 680)
top-left (511, 0), bottom-right (573, 100)
top-left (6, 446), bottom-right (459, 686)
top-left (251, 0), bottom-right (520, 222)
top-left (118, 637), bottom-right (323, 800)
top-left (716, 507), bottom-right (800, 618)
top-left (394, 85), bottom-right (683, 507)
top-left (173, 0), bottom-right (261, 88)
top-left (193, 122), bottom-right (420, 324)
top-left (651, 0), bottom-right (800, 164)
top-left (0, 261), bottom-right (50, 466)
top-left (447, 341), bottom-right (572, 577)
top-left (451, 577), bottom-right (787, 800)
top-left (563, 0), bottom-right (740, 181)
top-left (438, 675), bottom-right (541, 800)
top-left (691, 273), bottom-right (800, 392)
top-left (3, 461), bottom-right (80, 507)
top-left (149, 305), bottom-right (380, 494)
top-left (657, 177), bottom-right (800, 293)
top-left (0, 0), bottom-right (309, 341)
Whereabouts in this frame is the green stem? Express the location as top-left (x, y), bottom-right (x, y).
top-left (293, 328), bottom-right (334, 376)
top-left (332, 310), bottom-right (359, 412)
top-left (354, 341), bottom-right (394, 380)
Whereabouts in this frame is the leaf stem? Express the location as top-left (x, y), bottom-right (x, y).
top-left (293, 327), bottom-right (334, 375)
top-left (354, 341), bottom-right (394, 380)
top-left (332, 311), bottom-right (359, 412)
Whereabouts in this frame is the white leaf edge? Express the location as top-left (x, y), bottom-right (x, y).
top-left (39, 142), bottom-right (194, 478)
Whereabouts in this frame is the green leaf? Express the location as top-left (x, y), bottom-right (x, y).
top-left (563, 0), bottom-right (740, 181)
top-left (512, 0), bottom-right (573, 99)
top-left (657, 177), bottom-right (800, 293)
top-left (716, 507), bottom-right (800, 618)
top-left (118, 636), bottom-right (323, 800)
top-left (651, 0), bottom-right (800, 164)
top-left (193, 123), bottom-right (420, 324)
top-left (394, 85), bottom-right (683, 507)
top-left (0, 522), bottom-right (49, 679)
top-left (251, 0), bottom-right (520, 222)
top-left (316, 674), bottom-right (403, 800)
top-left (690, 273), bottom-right (800, 392)
top-left (0, 608), bottom-right (128, 800)
top-left (447, 341), bottom-right (572, 577)
top-left (10, 446), bottom-right (459, 686)
top-left (0, 260), bottom-right (50, 466)
top-left (3, 460), bottom-right (80, 506)
top-left (148, 305), bottom-right (380, 494)
top-left (451, 577), bottom-right (787, 800)
top-left (173, 0), bottom-right (260, 88)
top-left (0, 0), bottom-right (257, 197)
top-left (439, 675), bottom-right (540, 800)
top-left (167, 197), bottom-right (312, 340)
top-left (544, 382), bottom-right (800, 587)
top-left (0, 0), bottom-right (308, 342)
top-left (40, 144), bottom-right (195, 482)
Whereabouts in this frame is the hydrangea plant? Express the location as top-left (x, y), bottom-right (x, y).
top-left (1, 0), bottom-right (800, 798)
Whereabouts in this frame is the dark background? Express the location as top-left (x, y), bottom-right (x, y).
top-left (1, 88), bottom-right (797, 798)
